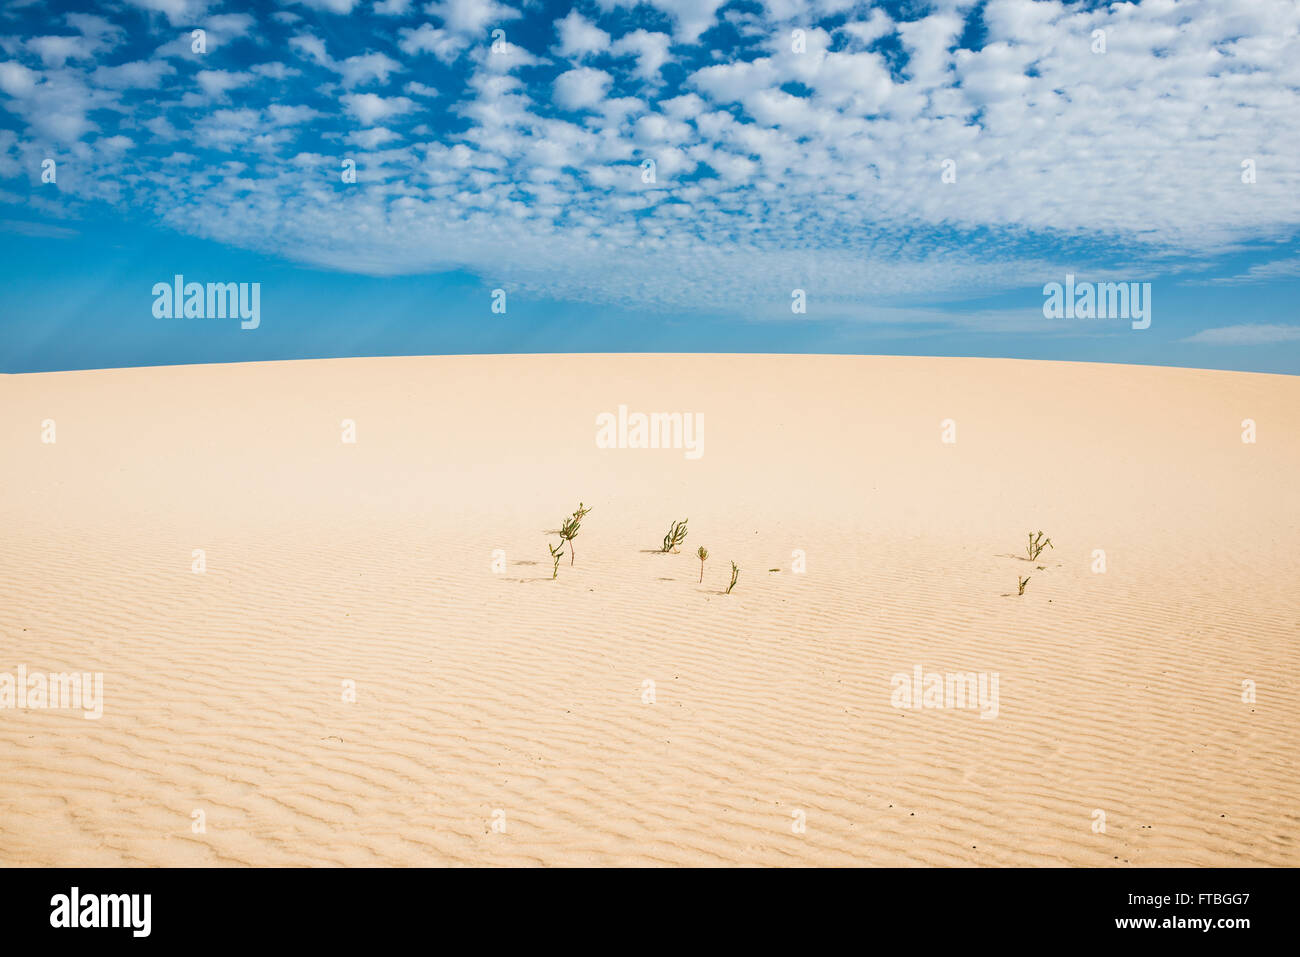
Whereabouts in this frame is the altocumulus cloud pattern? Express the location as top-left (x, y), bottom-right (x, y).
top-left (2, 0), bottom-right (1299, 317)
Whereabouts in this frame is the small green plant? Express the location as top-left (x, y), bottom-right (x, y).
top-left (556, 503), bottom-right (590, 566)
top-left (560, 514), bottom-right (581, 565)
top-left (1018, 576), bottom-right (1030, 596)
top-left (661, 518), bottom-right (688, 553)
top-left (696, 546), bottom-right (709, 582)
top-left (1025, 531), bottom-right (1053, 561)
top-left (548, 541), bottom-right (564, 579)
top-left (726, 561), bottom-right (740, 594)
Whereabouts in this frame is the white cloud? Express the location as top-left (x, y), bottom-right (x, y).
top-left (596, 95), bottom-right (645, 125)
top-left (896, 12), bottom-right (964, 87)
top-left (348, 126), bottom-right (401, 149)
top-left (596, 0), bottom-right (724, 43)
top-left (251, 62), bottom-right (301, 80)
top-left (97, 133), bottom-right (133, 155)
top-left (425, 0), bottom-right (522, 35)
top-left (690, 58), bottom-right (778, 103)
top-left (1183, 324), bottom-right (1300, 345)
top-left (553, 67), bottom-right (612, 110)
top-left (839, 10), bottom-right (895, 48)
top-left (341, 92), bottom-right (416, 124)
top-left (398, 24), bottom-right (462, 63)
top-left (290, 34), bottom-right (405, 86)
top-left (27, 36), bottom-right (92, 68)
top-left (145, 116), bottom-right (179, 140)
top-left (155, 13), bottom-right (255, 59)
top-left (195, 69), bottom-right (255, 99)
top-left (268, 103), bottom-right (323, 124)
top-left (0, 61), bottom-right (40, 98)
top-left (0, 66), bottom-right (111, 144)
top-left (553, 11), bottom-right (610, 61)
top-left (93, 60), bottom-right (177, 90)
top-left (288, 33), bottom-right (332, 68)
top-left (611, 29), bottom-right (672, 81)
top-left (282, 0), bottom-right (358, 14)
top-left (470, 38), bottom-right (548, 74)
top-left (65, 13), bottom-right (126, 48)
top-left (189, 107), bottom-right (312, 153)
top-left (335, 52), bottom-right (404, 87)
top-left (1191, 258), bottom-right (1300, 285)
top-left (632, 112), bottom-right (689, 144)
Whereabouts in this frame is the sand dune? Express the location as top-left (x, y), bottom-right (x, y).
top-left (1, 355), bottom-right (1297, 866)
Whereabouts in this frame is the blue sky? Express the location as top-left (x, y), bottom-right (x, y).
top-left (2, 0), bottom-right (1299, 373)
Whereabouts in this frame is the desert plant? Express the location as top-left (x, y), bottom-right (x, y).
top-left (563, 503), bottom-right (591, 564)
top-left (661, 518), bottom-right (688, 553)
top-left (726, 561), bottom-right (740, 594)
top-left (548, 541), bottom-right (564, 579)
top-left (1025, 531), bottom-right (1053, 562)
top-left (696, 546), bottom-right (709, 582)
top-left (560, 514), bottom-right (581, 565)
top-left (1018, 575), bottom-right (1030, 596)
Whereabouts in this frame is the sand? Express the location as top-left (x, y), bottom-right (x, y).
top-left (1, 354), bottom-right (1297, 866)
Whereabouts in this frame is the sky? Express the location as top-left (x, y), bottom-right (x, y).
top-left (1, 0), bottom-right (1299, 374)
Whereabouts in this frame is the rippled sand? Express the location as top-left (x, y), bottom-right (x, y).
top-left (2, 355), bottom-right (1296, 865)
